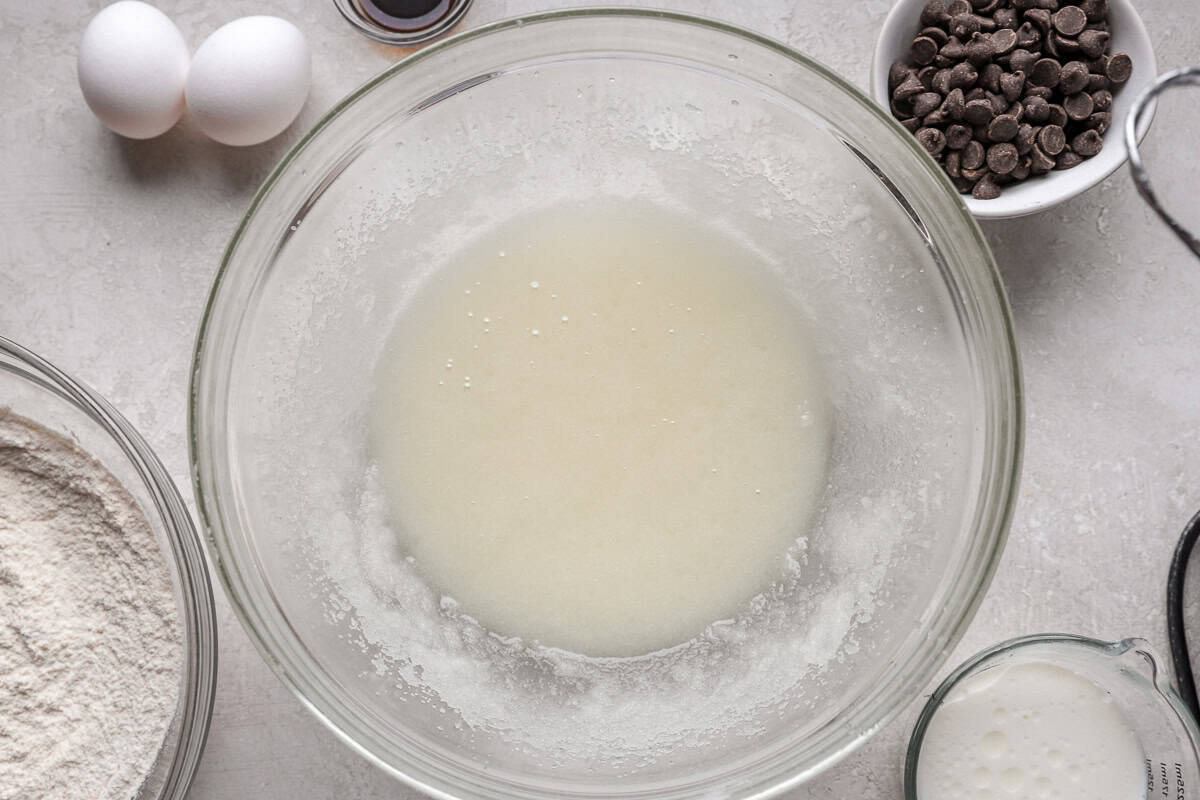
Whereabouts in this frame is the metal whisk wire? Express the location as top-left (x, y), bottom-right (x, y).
top-left (1125, 66), bottom-right (1200, 260)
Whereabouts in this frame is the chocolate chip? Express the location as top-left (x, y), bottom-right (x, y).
top-left (889, 61), bottom-right (914, 91)
top-left (986, 142), bottom-right (1019, 173)
top-left (973, 123), bottom-right (991, 140)
top-left (963, 98), bottom-right (996, 125)
top-left (1052, 32), bottom-right (1082, 55)
top-left (981, 62), bottom-right (1004, 92)
top-left (988, 91), bottom-right (1010, 114)
top-left (1085, 73), bottom-right (1110, 91)
top-left (961, 164), bottom-right (988, 182)
top-left (966, 87), bottom-right (988, 101)
top-left (1030, 143), bottom-right (1056, 172)
top-left (1107, 52), bottom-right (1133, 83)
top-left (1011, 156), bottom-right (1032, 180)
top-left (1024, 95), bottom-right (1051, 122)
top-left (922, 0), bottom-right (953, 25)
top-left (923, 26), bottom-right (951, 46)
top-left (916, 127), bottom-right (948, 155)
top-left (1015, 122), bottom-right (1037, 153)
top-left (1013, 0), bottom-right (1036, 9)
top-left (1085, 111), bottom-right (1112, 133)
top-left (1075, 128), bottom-right (1099, 155)
top-left (952, 176), bottom-right (975, 193)
top-left (1078, 29), bottom-right (1110, 58)
top-left (1080, 0), bottom-right (1107, 22)
top-left (918, 66), bottom-right (938, 89)
top-left (1030, 57), bottom-right (1062, 87)
top-left (973, 172), bottom-right (1003, 199)
top-left (944, 87), bottom-right (967, 118)
top-left (945, 149), bottom-right (963, 177)
top-left (1052, 5), bottom-right (1087, 35)
top-left (1024, 8), bottom-right (1052, 34)
top-left (895, 75), bottom-right (927, 99)
top-left (967, 34), bottom-right (995, 65)
top-left (932, 68), bottom-right (954, 94)
top-left (946, 123), bottom-right (973, 148)
top-left (1090, 88), bottom-right (1112, 111)
top-left (962, 139), bottom-right (986, 169)
top-left (988, 113), bottom-right (1020, 141)
top-left (1087, 54), bottom-right (1109, 74)
top-left (994, 7), bottom-right (1019, 28)
top-left (902, 117), bottom-right (923, 132)
top-left (1047, 103), bottom-right (1068, 127)
top-left (951, 13), bottom-right (983, 38)
top-left (941, 37), bottom-right (968, 61)
top-left (914, 92), bottom-right (944, 117)
top-left (990, 28), bottom-right (1018, 57)
top-left (1063, 91), bottom-right (1094, 120)
top-left (1059, 60), bottom-right (1090, 94)
top-left (1024, 85), bottom-right (1054, 100)
top-left (1043, 31), bottom-right (1061, 58)
top-left (949, 61), bottom-right (980, 88)
top-left (1055, 150), bottom-right (1084, 169)
top-left (1007, 100), bottom-right (1025, 120)
top-left (928, 109), bottom-right (953, 126)
top-left (1000, 70), bottom-right (1025, 101)
top-left (1009, 48), bottom-right (1038, 73)
top-left (912, 36), bottom-right (940, 66)
top-left (948, 0), bottom-right (972, 14)
top-left (1036, 123), bottom-right (1066, 154)
top-left (892, 97), bottom-right (915, 119)
top-left (1014, 22), bottom-right (1041, 50)
top-left (1036, 0), bottom-right (1060, 9)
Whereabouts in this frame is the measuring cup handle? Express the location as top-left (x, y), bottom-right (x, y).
top-left (1125, 66), bottom-right (1200, 260)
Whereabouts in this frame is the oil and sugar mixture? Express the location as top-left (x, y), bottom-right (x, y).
top-left (371, 201), bottom-right (832, 657)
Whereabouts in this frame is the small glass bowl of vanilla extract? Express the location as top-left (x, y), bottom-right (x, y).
top-left (333, 0), bottom-right (475, 46)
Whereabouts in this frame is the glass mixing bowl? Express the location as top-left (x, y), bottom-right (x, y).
top-left (0, 336), bottom-right (217, 799)
top-left (190, 9), bottom-right (1022, 799)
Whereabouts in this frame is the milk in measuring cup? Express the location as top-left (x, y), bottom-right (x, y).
top-left (916, 661), bottom-right (1146, 799)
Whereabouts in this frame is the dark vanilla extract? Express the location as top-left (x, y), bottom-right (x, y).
top-left (356, 0), bottom-right (452, 33)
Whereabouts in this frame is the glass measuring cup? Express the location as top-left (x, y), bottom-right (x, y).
top-left (905, 634), bottom-right (1200, 799)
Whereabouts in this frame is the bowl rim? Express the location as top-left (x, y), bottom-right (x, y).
top-left (0, 335), bottom-right (218, 800)
top-left (189, 7), bottom-right (1024, 799)
top-left (871, 0), bottom-right (1159, 219)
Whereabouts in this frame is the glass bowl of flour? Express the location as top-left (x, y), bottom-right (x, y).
top-left (0, 337), bottom-right (216, 799)
top-left (191, 9), bottom-right (1022, 799)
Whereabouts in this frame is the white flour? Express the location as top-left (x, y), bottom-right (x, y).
top-left (0, 410), bottom-right (182, 800)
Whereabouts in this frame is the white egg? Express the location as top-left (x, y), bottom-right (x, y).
top-left (186, 17), bottom-right (311, 147)
top-left (77, 1), bottom-right (190, 139)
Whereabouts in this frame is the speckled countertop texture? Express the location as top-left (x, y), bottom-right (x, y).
top-left (2, 1), bottom-right (1198, 797)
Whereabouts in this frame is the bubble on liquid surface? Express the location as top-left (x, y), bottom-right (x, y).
top-left (999, 766), bottom-right (1023, 793)
top-left (980, 730), bottom-right (1007, 757)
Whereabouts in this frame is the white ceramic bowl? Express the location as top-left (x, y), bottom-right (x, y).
top-left (872, 0), bottom-right (1157, 218)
